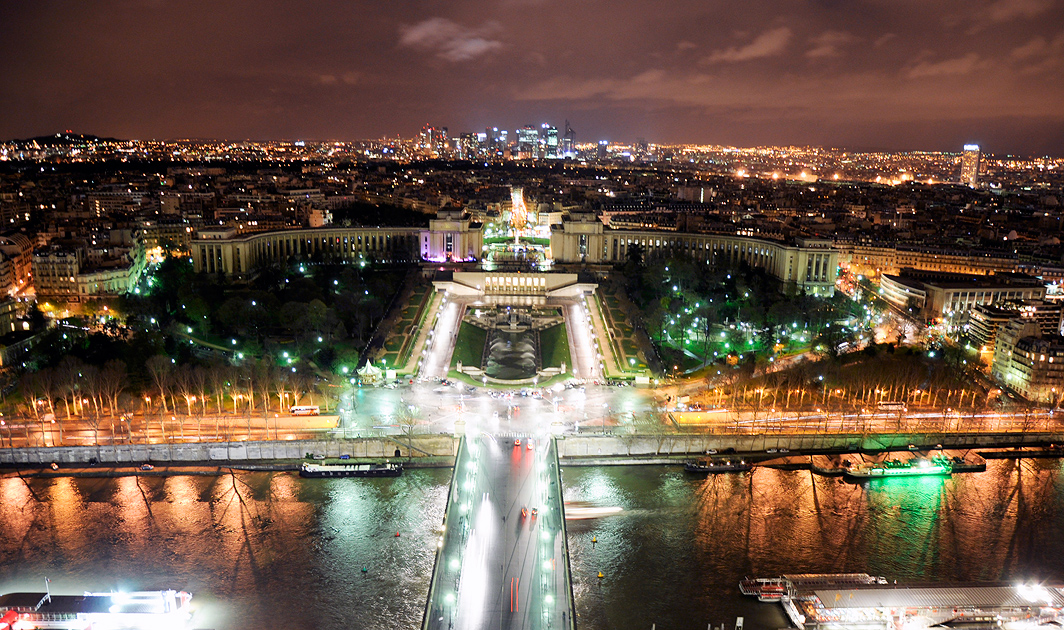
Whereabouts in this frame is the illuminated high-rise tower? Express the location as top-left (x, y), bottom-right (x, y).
top-left (562, 120), bottom-right (575, 157)
top-left (544, 125), bottom-right (559, 158)
top-left (518, 125), bottom-right (538, 159)
top-left (961, 144), bottom-right (981, 188)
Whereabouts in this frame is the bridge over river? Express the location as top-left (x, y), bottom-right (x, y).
top-left (423, 435), bottom-right (575, 630)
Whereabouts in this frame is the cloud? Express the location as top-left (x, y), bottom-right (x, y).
top-left (1011, 31), bottom-right (1064, 73)
top-left (806, 31), bottom-right (858, 59)
top-left (676, 41), bottom-right (698, 51)
top-left (703, 27), bottom-right (791, 63)
top-left (398, 18), bottom-right (503, 62)
top-left (967, 0), bottom-right (1053, 33)
top-left (316, 71), bottom-right (360, 86)
top-left (874, 34), bottom-right (897, 48)
top-left (907, 53), bottom-right (982, 78)
top-left (985, 0), bottom-right (1053, 22)
top-left (1011, 37), bottom-right (1049, 60)
top-left (508, 65), bottom-right (1062, 132)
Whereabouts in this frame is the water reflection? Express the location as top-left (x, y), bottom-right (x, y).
top-left (563, 459), bottom-right (1064, 630)
top-left (1, 459), bottom-right (1062, 630)
top-left (0, 470), bottom-right (450, 630)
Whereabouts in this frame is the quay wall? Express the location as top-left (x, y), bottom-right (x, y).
top-left (556, 431), bottom-right (1064, 461)
top-left (2, 431), bottom-right (1061, 467)
top-left (0, 435), bottom-right (460, 466)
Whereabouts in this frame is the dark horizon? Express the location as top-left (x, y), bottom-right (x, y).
top-left (8, 130), bottom-right (1063, 161)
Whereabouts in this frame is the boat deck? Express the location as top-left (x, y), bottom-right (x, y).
top-left (811, 449), bottom-right (985, 476)
top-left (743, 575), bottom-right (1064, 630)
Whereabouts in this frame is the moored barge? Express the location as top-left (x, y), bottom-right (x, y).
top-left (0, 589), bottom-right (192, 630)
top-left (742, 573), bottom-right (1064, 629)
top-left (843, 457), bottom-right (951, 480)
top-left (684, 459), bottom-right (752, 473)
top-left (299, 461), bottom-right (403, 478)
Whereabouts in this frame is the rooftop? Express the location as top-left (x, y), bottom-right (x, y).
top-left (814, 585), bottom-right (1064, 610)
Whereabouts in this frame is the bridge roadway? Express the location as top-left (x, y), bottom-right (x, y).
top-left (424, 434), bottom-right (574, 630)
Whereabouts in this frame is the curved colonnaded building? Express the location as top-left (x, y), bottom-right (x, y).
top-left (191, 209), bottom-right (838, 296)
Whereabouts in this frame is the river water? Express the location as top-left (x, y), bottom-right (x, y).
top-left (2, 458), bottom-right (1063, 630)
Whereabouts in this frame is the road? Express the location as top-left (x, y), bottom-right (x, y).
top-left (419, 294), bottom-right (602, 384)
top-left (0, 413), bottom-right (340, 448)
top-left (5, 381), bottom-right (1061, 450)
top-left (425, 434), bottom-right (571, 630)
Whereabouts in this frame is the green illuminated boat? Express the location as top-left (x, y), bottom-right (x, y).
top-left (843, 457), bottom-right (952, 480)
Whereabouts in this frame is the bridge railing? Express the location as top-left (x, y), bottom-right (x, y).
top-left (550, 437), bottom-right (578, 630)
top-left (421, 435), bottom-right (466, 630)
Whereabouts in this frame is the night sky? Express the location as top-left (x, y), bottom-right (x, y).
top-left (2, 0), bottom-right (1063, 155)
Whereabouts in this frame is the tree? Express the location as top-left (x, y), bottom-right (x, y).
top-left (173, 365), bottom-right (196, 417)
top-left (183, 296), bottom-right (212, 337)
top-left (146, 355), bottom-right (174, 412)
top-left (215, 297), bottom-right (250, 335)
top-left (624, 243), bottom-right (646, 276)
top-left (280, 302), bottom-right (309, 335)
top-left (54, 356), bottom-right (84, 419)
top-left (27, 304), bottom-right (47, 331)
top-left (694, 303), bottom-right (719, 363)
top-left (207, 362), bottom-right (232, 415)
top-left (644, 302), bottom-right (667, 344)
top-left (19, 371), bottom-right (50, 419)
top-left (99, 360), bottom-right (127, 419)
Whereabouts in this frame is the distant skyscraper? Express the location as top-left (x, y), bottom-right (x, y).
top-left (518, 125), bottom-right (538, 159)
top-left (458, 133), bottom-right (479, 160)
top-left (961, 144), bottom-right (981, 188)
top-left (544, 125), bottom-right (559, 158)
top-left (562, 120), bottom-right (575, 157)
top-left (419, 124), bottom-right (447, 156)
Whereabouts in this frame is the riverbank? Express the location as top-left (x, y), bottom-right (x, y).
top-left (1, 431), bottom-right (1061, 474)
top-left (0, 456), bottom-right (459, 479)
top-left (0, 434), bottom-right (460, 467)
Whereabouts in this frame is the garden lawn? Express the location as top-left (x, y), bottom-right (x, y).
top-left (451, 322), bottom-right (488, 368)
top-left (539, 323), bottom-right (571, 369)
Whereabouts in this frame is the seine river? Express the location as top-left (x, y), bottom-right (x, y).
top-left (2, 458), bottom-right (1063, 629)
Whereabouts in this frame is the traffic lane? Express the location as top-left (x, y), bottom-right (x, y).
top-left (486, 437), bottom-right (534, 630)
top-left (510, 438), bottom-right (569, 630)
top-left (463, 436), bottom-right (542, 630)
top-left (563, 301), bottom-right (598, 380)
top-left (421, 297), bottom-right (464, 380)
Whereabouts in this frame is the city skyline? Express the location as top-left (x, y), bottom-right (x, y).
top-left (2, 0), bottom-right (1064, 156)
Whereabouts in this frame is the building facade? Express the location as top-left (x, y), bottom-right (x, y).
top-left (880, 270), bottom-right (1046, 322)
top-left (193, 226), bottom-right (424, 280)
top-left (843, 243), bottom-right (1018, 279)
top-left (966, 300), bottom-right (1063, 364)
top-left (32, 246), bottom-right (82, 302)
top-left (0, 233), bottom-right (33, 296)
top-left (961, 144), bottom-right (981, 188)
top-left (191, 210), bottom-right (839, 295)
top-left (991, 317), bottom-right (1064, 404)
top-left (31, 241), bottom-right (145, 303)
